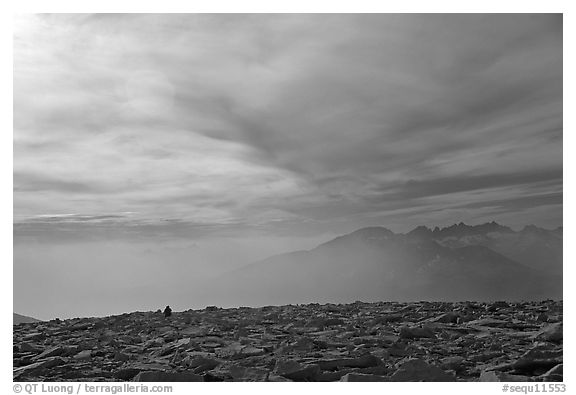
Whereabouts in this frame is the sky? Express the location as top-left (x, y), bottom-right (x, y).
top-left (13, 14), bottom-right (563, 318)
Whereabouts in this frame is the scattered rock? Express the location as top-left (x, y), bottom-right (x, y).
top-left (537, 313), bottom-right (549, 322)
top-left (32, 346), bottom-right (66, 360)
top-left (431, 312), bottom-right (460, 324)
top-left (133, 371), bottom-right (204, 382)
top-left (274, 360), bottom-right (321, 381)
top-left (440, 356), bottom-right (466, 372)
top-left (399, 326), bottom-right (436, 339)
top-left (188, 355), bottom-right (220, 373)
top-left (539, 364), bottom-right (563, 382)
top-left (469, 351), bottom-right (504, 363)
top-left (73, 350), bottom-right (92, 360)
top-left (534, 323), bottom-right (562, 344)
top-left (18, 342), bottom-right (42, 353)
top-left (390, 358), bottom-right (455, 382)
top-left (114, 352), bottom-right (130, 362)
top-left (316, 353), bottom-right (382, 370)
top-left (228, 365), bottom-right (270, 381)
top-left (240, 345), bottom-right (266, 357)
top-left (13, 357), bottom-right (65, 379)
top-left (479, 371), bottom-right (531, 382)
top-left (487, 301), bottom-right (510, 312)
top-left (114, 368), bottom-right (142, 381)
top-left (12, 300), bottom-right (563, 382)
top-left (388, 341), bottom-right (409, 356)
top-left (465, 318), bottom-right (510, 328)
top-left (512, 346), bottom-right (562, 374)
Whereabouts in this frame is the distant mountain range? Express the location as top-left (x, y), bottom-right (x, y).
top-left (13, 313), bottom-right (41, 325)
top-left (408, 222), bottom-right (562, 275)
top-left (214, 222), bottom-right (562, 306)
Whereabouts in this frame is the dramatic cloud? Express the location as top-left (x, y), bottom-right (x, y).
top-left (14, 14), bottom-right (562, 239)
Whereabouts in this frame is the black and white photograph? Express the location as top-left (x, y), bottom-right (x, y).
top-left (12, 12), bottom-right (564, 385)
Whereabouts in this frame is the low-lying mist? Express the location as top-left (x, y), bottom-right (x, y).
top-left (13, 234), bottom-right (333, 320)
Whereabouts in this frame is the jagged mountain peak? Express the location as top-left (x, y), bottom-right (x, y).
top-left (521, 224), bottom-right (548, 234)
top-left (215, 220), bottom-right (562, 305)
top-left (323, 222), bottom-right (540, 248)
top-left (431, 221), bottom-right (513, 238)
top-left (407, 225), bottom-right (433, 238)
top-left (406, 222), bottom-right (516, 240)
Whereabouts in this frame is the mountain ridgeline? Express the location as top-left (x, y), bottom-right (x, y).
top-left (13, 313), bottom-right (41, 325)
top-left (214, 222), bottom-right (562, 306)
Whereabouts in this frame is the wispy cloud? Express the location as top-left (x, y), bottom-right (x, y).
top-left (13, 14), bottom-right (562, 239)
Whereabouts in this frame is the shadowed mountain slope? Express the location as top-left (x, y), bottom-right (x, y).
top-left (213, 223), bottom-right (562, 306)
top-left (14, 313), bottom-right (41, 325)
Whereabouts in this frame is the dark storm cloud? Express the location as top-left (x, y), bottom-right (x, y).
top-left (13, 14), bottom-right (562, 238)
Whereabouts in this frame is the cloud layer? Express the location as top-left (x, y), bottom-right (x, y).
top-left (14, 14), bottom-right (562, 239)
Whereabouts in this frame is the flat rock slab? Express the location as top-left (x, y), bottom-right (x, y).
top-left (480, 371), bottom-right (531, 382)
top-left (13, 357), bottom-right (65, 379)
top-left (534, 323), bottom-right (563, 344)
top-left (512, 346), bottom-right (563, 374)
top-left (390, 358), bottom-right (456, 382)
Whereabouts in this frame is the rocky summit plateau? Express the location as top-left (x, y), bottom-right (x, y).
top-left (14, 300), bottom-right (562, 382)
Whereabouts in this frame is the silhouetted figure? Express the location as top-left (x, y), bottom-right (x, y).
top-left (163, 305), bottom-right (172, 318)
